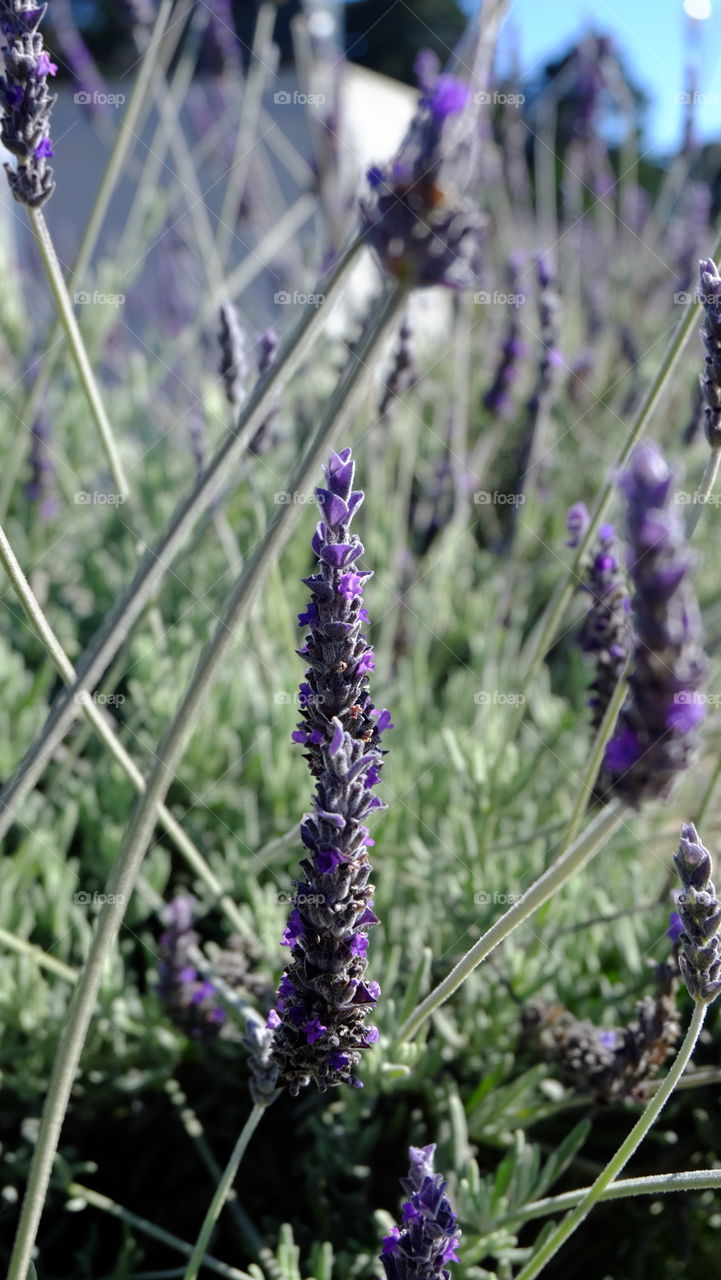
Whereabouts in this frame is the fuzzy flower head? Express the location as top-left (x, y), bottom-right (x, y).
top-left (568, 509), bottom-right (631, 735)
top-left (360, 76), bottom-right (485, 289)
top-left (673, 822), bottom-right (721, 1004)
top-left (0, 0), bottom-right (56, 206)
top-left (156, 896), bottom-right (226, 1040)
top-left (600, 443), bottom-right (707, 807)
top-left (697, 256), bottom-right (721, 447)
top-left (269, 449), bottom-right (393, 1094)
top-left (381, 1145), bottom-right (461, 1280)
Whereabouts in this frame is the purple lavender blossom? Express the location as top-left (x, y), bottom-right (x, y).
top-left (568, 507), bottom-right (630, 734)
top-left (673, 822), bottom-right (721, 1004)
top-left (0, 0), bottom-right (56, 207)
top-left (360, 76), bottom-right (485, 289)
top-left (248, 327), bottom-right (280, 455)
top-left (697, 256), bottom-right (721, 446)
top-left (599, 444), bottom-right (707, 807)
top-left (218, 300), bottom-right (249, 411)
top-left (381, 1145), bottom-right (461, 1280)
top-left (482, 253), bottom-right (526, 415)
top-left (157, 896), bottom-right (226, 1040)
top-left (379, 317), bottom-right (415, 417)
top-left (269, 448), bottom-right (393, 1094)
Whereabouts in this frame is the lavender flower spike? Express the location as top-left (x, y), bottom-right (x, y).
top-left (600, 444), bottom-right (707, 807)
top-left (697, 256), bottom-right (721, 447)
top-left (360, 77), bottom-right (485, 289)
top-left (673, 822), bottom-right (721, 1004)
top-left (567, 505), bottom-right (630, 734)
top-left (156, 896), bottom-right (226, 1039)
top-left (269, 448), bottom-right (393, 1093)
top-left (0, 0), bottom-right (56, 207)
top-left (381, 1144), bottom-right (461, 1280)
top-left (218, 301), bottom-right (248, 411)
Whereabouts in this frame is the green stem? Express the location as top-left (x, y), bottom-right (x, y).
top-left (5, 286), bottom-right (403, 1280)
top-left (0, 233), bottom-right (365, 841)
top-left (0, 926), bottom-right (77, 983)
top-left (556, 657), bottom-right (630, 854)
top-left (498, 1167), bottom-right (721, 1231)
top-left (28, 209), bottom-right (130, 501)
top-left (687, 445), bottom-right (721, 538)
top-left (0, 525), bottom-right (250, 940)
top-left (396, 800), bottom-right (624, 1044)
top-left (66, 1182), bottom-right (253, 1280)
top-left (182, 1105), bottom-right (266, 1280)
top-left (514, 1001), bottom-right (707, 1280)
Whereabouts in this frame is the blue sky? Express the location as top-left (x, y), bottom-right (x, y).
top-left (464, 0), bottom-right (721, 154)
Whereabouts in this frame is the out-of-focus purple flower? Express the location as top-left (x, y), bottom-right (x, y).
top-left (0, 0), bottom-right (56, 206)
top-left (379, 317), bottom-right (415, 417)
top-left (49, 0), bottom-right (107, 117)
top-left (482, 253), bottom-right (527, 416)
top-left (600, 444), bottom-right (707, 807)
top-left (697, 256), bottom-right (721, 446)
top-left (673, 822), bottom-right (721, 1004)
top-left (156, 896), bottom-right (226, 1040)
top-left (269, 449), bottom-right (393, 1094)
top-left (248, 327), bottom-right (281, 455)
top-left (569, 512), bottom-right (631, 736)
top-left (25, 416), bottom-right (58, 519)
top-left (667, 911), bottom-right (684, 945)
top-left (360, 76), bottom-right (485, 289)
top-left (413, 48), bottom-right (440, 96)
top-left (381, 1145), bottom-right (461, 1280)
top-left (218, 300), bottom-right (249, 411)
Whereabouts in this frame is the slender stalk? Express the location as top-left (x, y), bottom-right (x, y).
top-left (0, 927), bottom-right (77, 983)
top-left (216, 2), bottom-right (276, 263)
top-left (0, 525), bottom-right (251, 939)
top-left (396, 800), bottom-right (624, 1043)
top-left (556, 657), bottom-right (629, 853)
top-left (687, 444), bottom-right (721, 537)
top-left (181, 1105), bottom-right (266, 1280)
top-left (498, 1167), bottom-right (721, 1230)
top-left (28, 210), bottom-right (129, 501)
top-left (5, 286), bottom-right (403, 1280)
top-left (66, 1182), bottom-right (253, 1280)
top-left (0, 233), bottom-right (365, 841)
top-left (514, 1002), bottom-right (707, 1280)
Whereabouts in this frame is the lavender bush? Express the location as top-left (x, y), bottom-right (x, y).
top-left (2, 5), bottom-right (721, 1280)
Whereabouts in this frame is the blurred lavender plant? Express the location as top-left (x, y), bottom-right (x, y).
top-left (48, 0), bottom-right (106, 115)
top-left (567, 503), bottom-right (630, 734)
top-left (218, 300), bottom-right (249, 410)
top-left (482, 253), bottom-right (526, 416)
top-left (673, 822), bottom-right (721, 1004)
top-left (361, 75), bottom-right (485, 289)
top-left (600, 444), bottom-right (707, 807)
top-left (25, 416), bottom-right (58, 519)
top-left (157, 896), bottom-right (226, 1040)
top-left (522, 963), bottom-right (680, 1102)
top-left (697, 255), bottom-right (721, 447)
top-left (379, 317), bottom-right (415, 418)
top-left (381, 1144), bottom-right (461, 1280)
top-left (269, 448), bottom-right (393, 1094)
top-left (0, 0), bottom-right (57, 207)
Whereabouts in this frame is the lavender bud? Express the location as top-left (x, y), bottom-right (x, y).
top-left (674, 822), bottom-right (721, 1004)
top-left (0, 0), bottom-right (57, 207)
top-left (482, 254), bottom-right (526, 416)
top-left (269, 448), bottom-right (393, 1094)
top-left (568, 509), bottom-right (631, 735)
top-left (218, 301), bottom-right (248, 410)
top-left (379, 317), bottom-right (415, 417)
top-left (360, 77), bottom-right (485, 290)
top-left (381, 1145), bottom-right (461, 1280)
top-left (600, 444), bottom-right (707, 807)
top-left (697, 256), bottom-right (721, 447)
top-left (248, 327), bottom-right (280, 456)
top-left (243, 1019), bottom-right (282, 1107)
